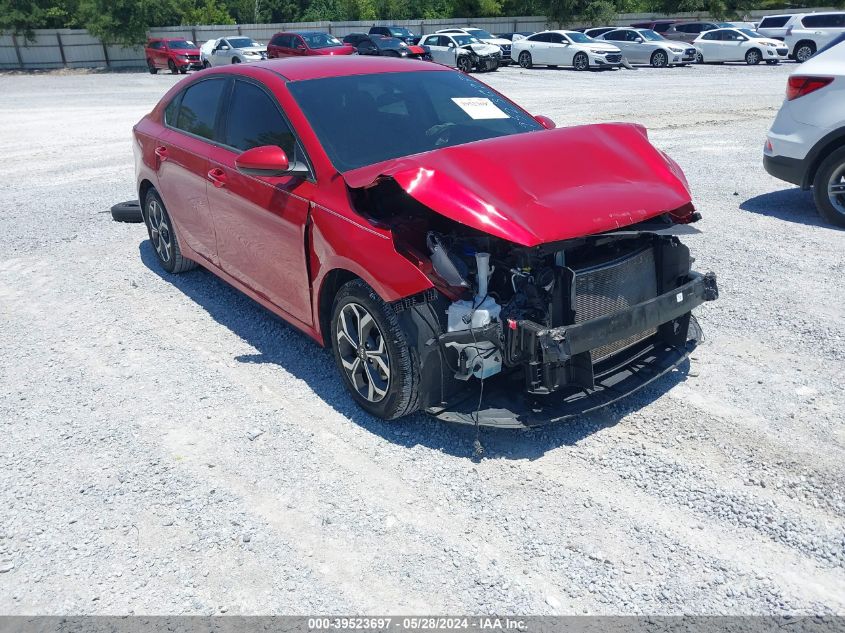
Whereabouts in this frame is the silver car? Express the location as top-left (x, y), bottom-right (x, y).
top-left (597, 28), bottom-right (698, 67)
top-left (200, 37), bottom-right (267, 67)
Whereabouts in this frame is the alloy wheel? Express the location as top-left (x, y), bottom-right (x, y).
top-left (336, 302), bottom-right (390, 403)
top-left (147, 199), bottom-right (172, 264)
top-left (827, 164), bottom-right (845, 216)
top-left (519, 51), bottom-right (532, 68)
top-left (457, 56), bottom-right (472, 73)
top-left (573, 53), bottom-right (588, 70)
top-left (652, 51), bottom-right (667, 67)
top-left (795, 45), bottom-right (814, 63)
top-left (746, 49), bottom-right (761, 65)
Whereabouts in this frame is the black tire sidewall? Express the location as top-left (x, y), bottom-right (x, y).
top-left (168, 59), bottom-right (178, 74)
top-left (519, 51), bottom-right (532, 68)
top-left (457, 56), bottom-right (471, 73)
top-left (111, 201), bottom-right (143, 223)
top-left (652, 50), bottom-right (667, 67)
top-left (330, 280), bottom-right (419, 420)
top-left (813, 147), bottom-right (845, 228)
top-left (746, 49), bottom-right (761, 65)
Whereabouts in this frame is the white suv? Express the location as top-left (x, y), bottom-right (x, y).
top-left (783, 11), bottom-right (845, 62)
top-left (436, 28), bottom-right (513, 64)
top-left (764, 37), bottom-right (845, 226)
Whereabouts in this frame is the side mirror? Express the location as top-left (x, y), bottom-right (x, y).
top-left (448, 42), bottom-right (456, 48)
top-left (635, 37), bottom-right (643, 43)
top-left (534, 115), bottom-right (556, 129)
top-left (220, 45), bottom-right (230, 50)
top-left (235, 145), bottom-right (308, 177)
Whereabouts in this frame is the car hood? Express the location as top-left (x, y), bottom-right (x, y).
top-left (238, 45), bottom-right (267, 53)
top-left (342, 123), bottom-right (694, 247)
top-left (587, 42), bottom-right (622, 52)
top-left (482, 37), bottom-right (512, 46)
top-left (461, 43), bottom-right (501, 56)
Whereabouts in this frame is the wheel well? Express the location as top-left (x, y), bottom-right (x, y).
top-left (748, 47), bottom-right (761, 55)
top-left (318, 269), bottom-right (360, 346)
top-left (795, 39), bottom-right (816, 52)
top-left (808, 136), bottom-right (845, 188)
top-left (138, 179), bottom-right (155, 215)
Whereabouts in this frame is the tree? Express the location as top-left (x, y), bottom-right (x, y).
top-left (182, 0), bottom-right (234, 24)
top-left (78, 0), bottom-right (182, 44)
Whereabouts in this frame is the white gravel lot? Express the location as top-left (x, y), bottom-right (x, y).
top-left (0, 63), bottom-right (843, 615)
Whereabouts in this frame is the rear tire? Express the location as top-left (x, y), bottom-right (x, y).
top-left (745, 48), bottom-right (761, 65)
top-left (793, 41), bottom-right (816, 63)
top-left (143, 189), bottom-right (198, 274)
top-left (330, 279), bottom-right (421, 420)
top-left (147, 59), bottom-right (158, 74)
top-left (518, 51), bottom-right (532, 68)
top-left (813, 146), bottom-right (845, 228)
top-left (573, 52), bottom-right (589, 71)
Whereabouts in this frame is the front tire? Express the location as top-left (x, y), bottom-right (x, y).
top-left (330, 279), bottom-right (421, 420)
top-left (457, 55), bottom-right (472, 73)
top-left (573, 52), bottom-right (589, 71)
top-left (143, 189), bottom-right (197, 274)
top-left (232, 57), bottom-right (241, 64)
top-left (696, 51), bottom-right (704, 63)
top-left (745, 48), bottom-right (761, 65)
top-left (518, 51), bottom-right (532, 68)
top-left (202, 60), bottom-right (211, 68)
top-left (168, 59), bottom-right (178, 74)
top-left (813, 146), bottom-right (845, 228)
top-left (650, 50), bottom-right (668, 68)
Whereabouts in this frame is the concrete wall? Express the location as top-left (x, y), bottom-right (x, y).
top-left (0, 8), bottom-right (834, 70)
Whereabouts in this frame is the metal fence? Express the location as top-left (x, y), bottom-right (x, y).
top-left (0, 8), bottom-right (834, 71)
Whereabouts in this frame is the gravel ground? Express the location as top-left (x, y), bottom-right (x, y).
top-left (0, 63), bottom-right (843, 616)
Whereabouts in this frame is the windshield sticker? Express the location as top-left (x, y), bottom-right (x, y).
top-left (451, 97), bottom-right (509, 120)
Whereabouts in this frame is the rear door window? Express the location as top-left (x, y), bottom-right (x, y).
top-left (802, 13), bottom-right (845, 27)
top-left (759, 16), bottom-right (789, 28)
top-left (603, 30), bottom-right (626, 40)
top-left (174, 78), bottom-right (226, 141)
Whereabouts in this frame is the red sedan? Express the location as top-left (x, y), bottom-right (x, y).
top-left (132, 57), bottom-right (717, 427)
top-left (267, 31), bottom-right (356, 58)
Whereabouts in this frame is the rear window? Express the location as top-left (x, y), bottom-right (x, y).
top-left (802, 14), bottom-right (845, 28)
top-left (759, 15), bottom-right (789, 28)
top-left (174, 78), bottom-right (225, 141)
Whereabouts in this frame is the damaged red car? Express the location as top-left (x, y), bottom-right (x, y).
top-left (132, 57), bottom-right (718, 427)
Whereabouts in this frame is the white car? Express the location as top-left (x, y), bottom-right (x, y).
top-left (783, 11), bottom-right (845, 62)
top-left (596, 28), bottom-right (698, 67)
top-left (512, 30), bottom-right (622, 70)
top-left (694, 28), bottom-right (788, 64)
top-left (764, 38), bottom-right (845, 226)
top-left (200, 36), bottom-right (267, 67)
top-left (436, 27), bottom-right (513, 64)
top-left (756, 14), bottom-right (793, 41)
top-left (418, 33), bottom-right (502, 72)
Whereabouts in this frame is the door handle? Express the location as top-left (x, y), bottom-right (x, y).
top-left (154, 146), bottom-right (169, 161)
top-left (207, 167), bottom-right (227, 188)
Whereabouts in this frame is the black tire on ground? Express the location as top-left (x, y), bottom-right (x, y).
top-left (142, 189), bottom-right (198, 274)
top-left (696, 51), bottom-right (704, 63)
top-left (330, 279), bottom-right (421, 420)
top-left (812, 146), bottom-right (845, 228)
top-left (202, 60), bottom-right (211, 68)
top-left (111, 200), bottom-right (143, 223)
top-left (651, 49), bottom-right (668, 68)
top-left (573, 52), bottom-right (589, 71)
top-left (232, 57), bottom-right (241, 63)
top-left (518, 51), bottom-right (532, 68)
top-left (168, 59), bottom-right (178, 74)
top-left (457, 55), bottom-right (472, 73)
top-left (179, 67), bottom-right (188, 74)
top-left (147, 59), bottom-right (158, 74)
top-left (793, 41), bottom-right (816, 63)
top-left (745, 48), bottom-right (762, 65)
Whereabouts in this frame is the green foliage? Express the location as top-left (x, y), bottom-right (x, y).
top-left (78, 0), bottom-right (182, 44)
top-left (182, 0), bottom-right (234, 24)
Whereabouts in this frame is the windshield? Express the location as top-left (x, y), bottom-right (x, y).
top-left (566, 32), bottom-right (592, 43)
top-left (717, 22), bottom-right (735, 27)
top-left (467, 28), bottom-right (494, 39)
top-left (168, 40), bottom-right (196, 49)
top-left (288, 71), bottom-right (542, 172)
top-left (228, 37), bottom-right (260, 48)
top-left (738, 28), bottom-right (758, 38)
top-left (452, 34), bottom-right (481, 46)
top-left (639, 29), bottom-right (663, 41)
top-left (302, 33), bottom-right (343, 48)
top-left (390, 27), bottom-right (413, 37)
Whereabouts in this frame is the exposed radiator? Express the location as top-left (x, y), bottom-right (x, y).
top-left (573, 247), bottom-right (658, 362)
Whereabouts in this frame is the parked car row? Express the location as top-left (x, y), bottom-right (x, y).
top-left (144, 11), bottom-right (845, 77)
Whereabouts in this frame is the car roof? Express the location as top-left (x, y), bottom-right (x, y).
top-left (237, 56), bottom-right (450, 81)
